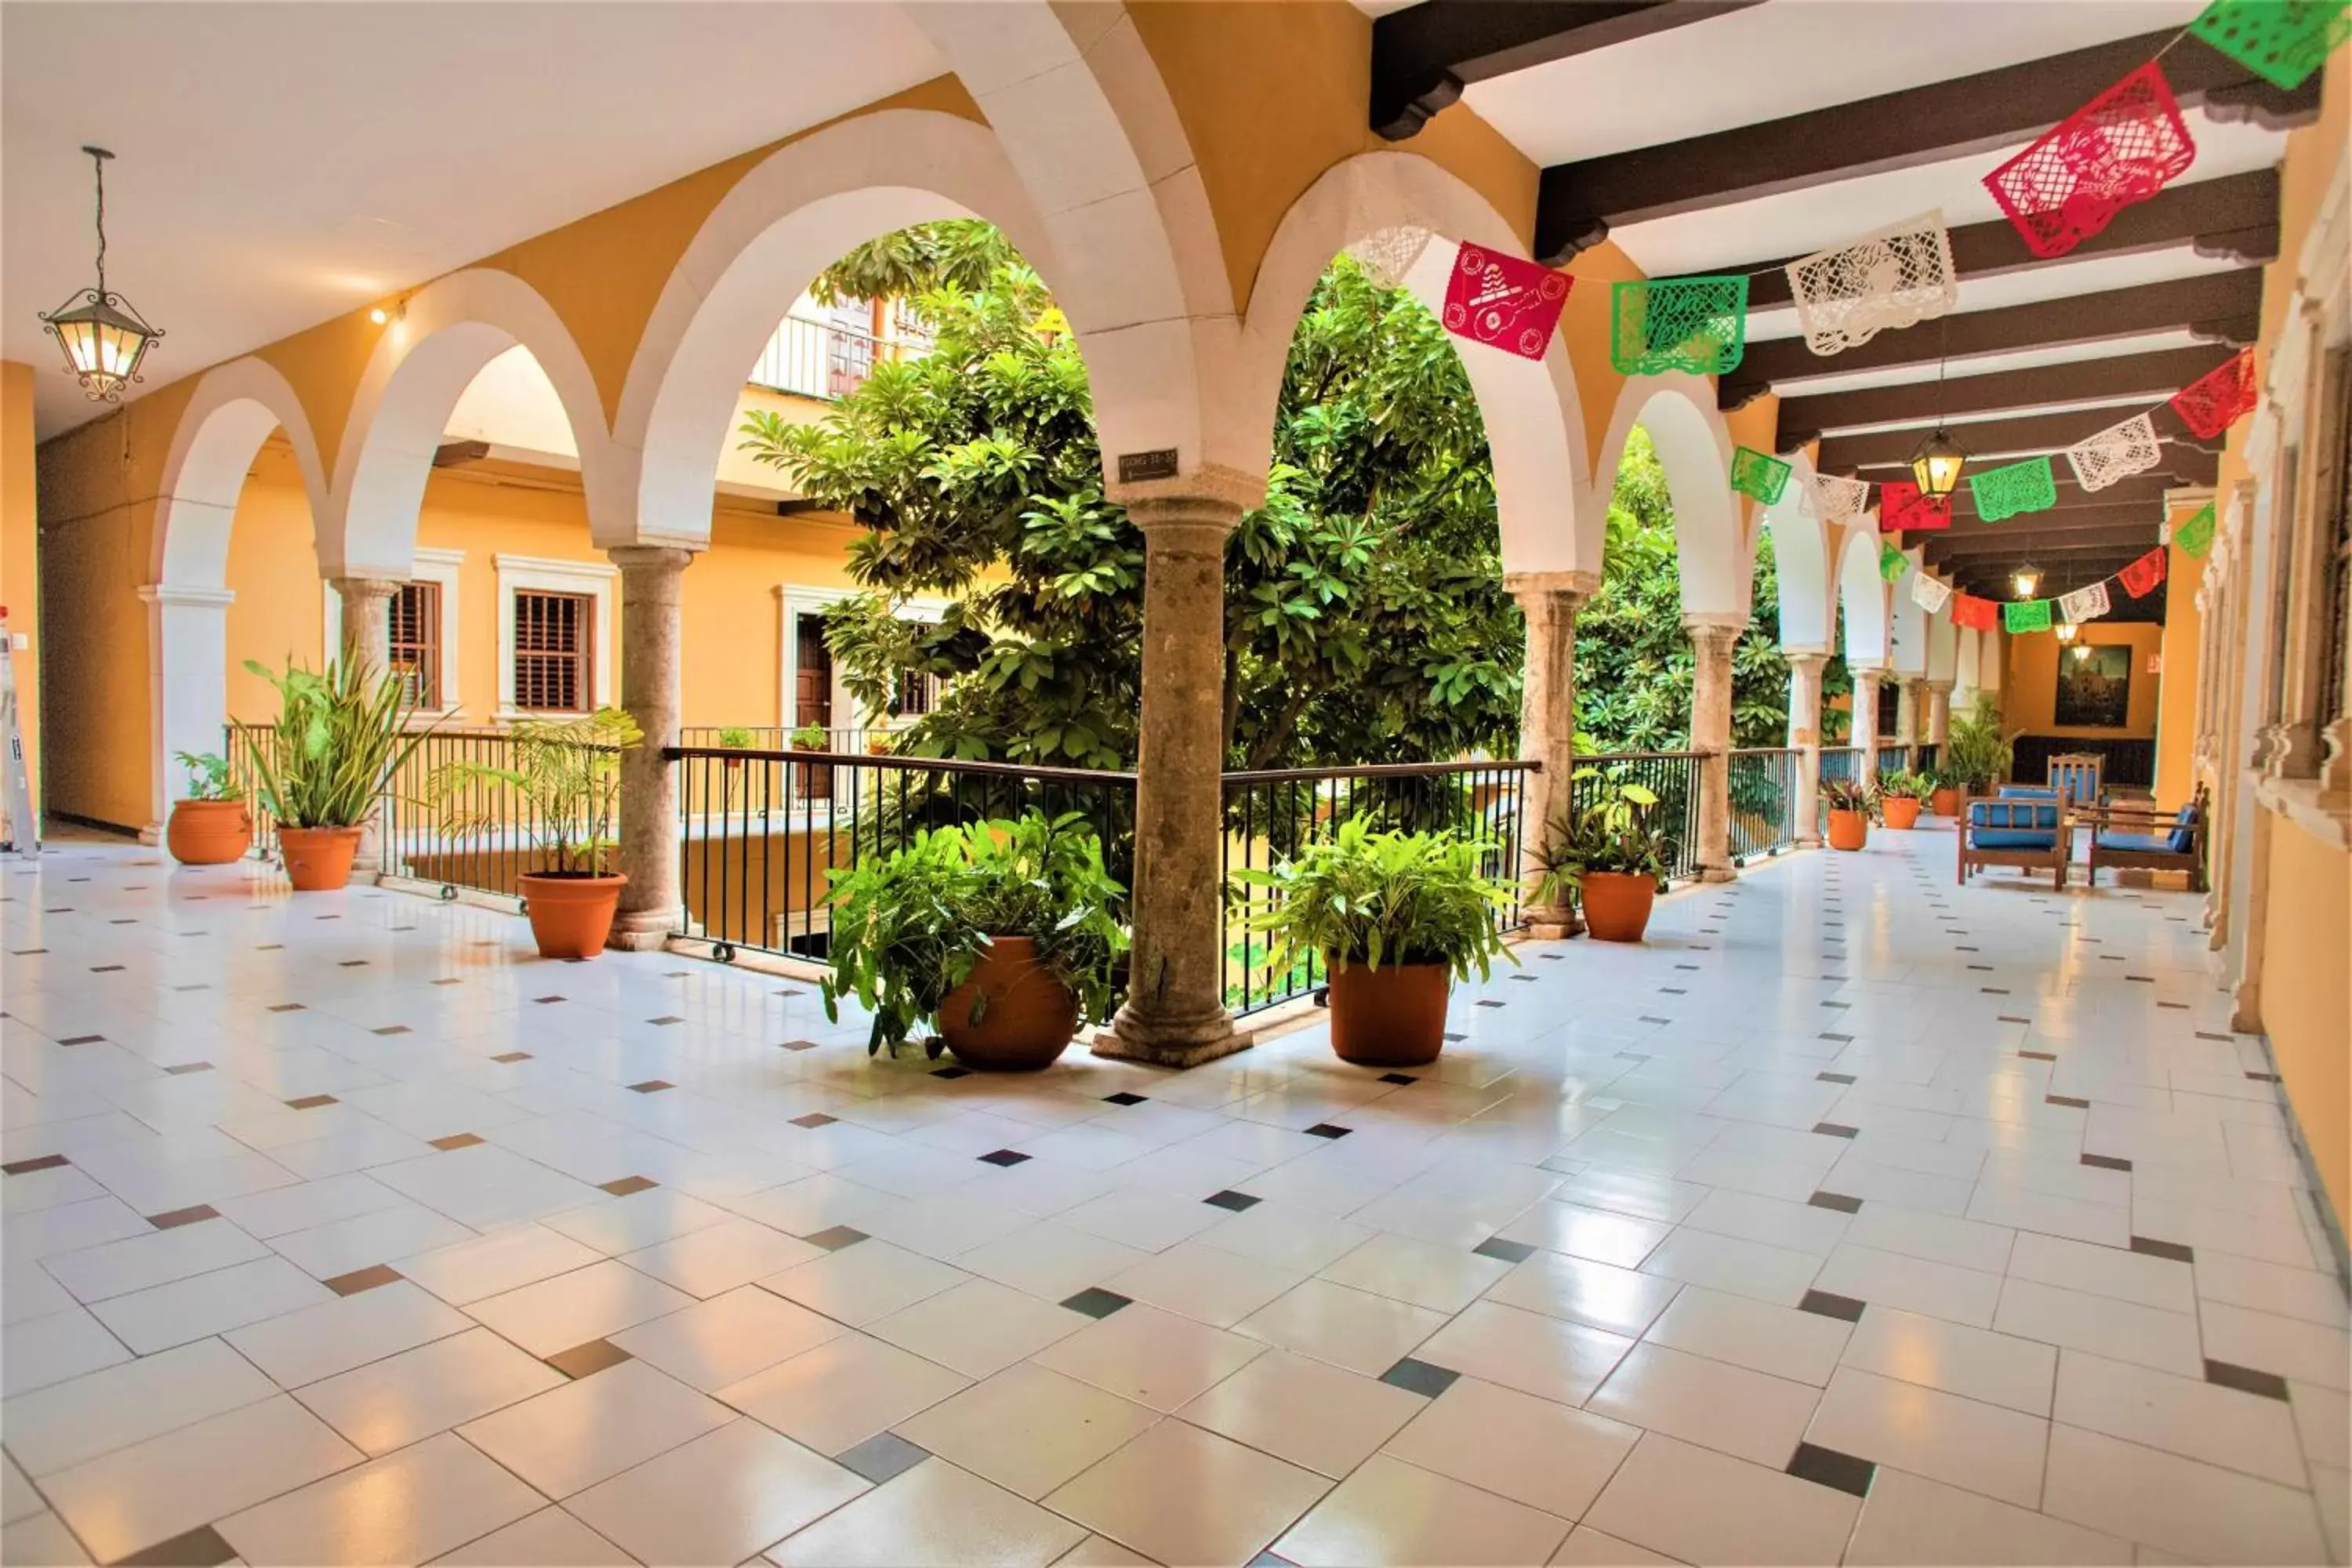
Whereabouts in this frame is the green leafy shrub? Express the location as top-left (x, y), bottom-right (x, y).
top-left (1822, 777), bottom-right (1882, 821)
top-left (241, 658), bottom-right (433, 829)
top-left (1232, 818), bottom-right (1515, 982)
top-left (789, 724), bottom-right (828, 750)
top-left (174, 751), bottom-right (241, 803)
top-left (717, 726), bottom-right (757, 750)
top-left (1942, 695), bottom-right (2013, 792)
top-left (426, 707), bottom-right (641, 876)
top-left (822, 811), bottom-right (1127, 1054)
top-left (1534, 771), bottom-right (1678, 899)
top-left (1878, 770), bottom-right (1935, 801)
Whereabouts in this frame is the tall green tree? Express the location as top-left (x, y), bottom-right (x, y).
top-left (739, 229), bottom-right (1519, 771)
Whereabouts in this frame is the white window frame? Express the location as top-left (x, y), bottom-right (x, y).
top-left (773, 583), bottom-right (950, 735)
top-left (496, 554), bottom-right (615, 722)
top-left (321, 547), bottom-right (463, 722)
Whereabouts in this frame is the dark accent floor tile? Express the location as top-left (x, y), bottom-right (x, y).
top-left (932, 1066), bottom-right (973, 1080)
top-left (1812, 1123), bottom-right (1860, 1140)
top-left (803, 1226), bottom-right (868, 1251)
top-left (10, 948), bottom-right (46, 956)
top-left (1102, 1091), bottom-right (1149, 1105)
top-left (978, 1149), bottom-right (1032, 1167)
top-left (372, 1025), bottom-right (411, 1036)
top-left (790, 1112), bottom-right (838, 1129)
top-left (492, 1051), bottom-right (532, 1064)
top-left (1638, 1015), bottom-right (1673, 1025)
top-left (2081, 1152), bottom-right (2133, 1172)
top-left (600, 1175), bottom-right (659, 1196)
top-left (546, 1338), bottom-right (633, 1379)
top-left (1809, 1192), bottom-right (1864, 1214)
top-left (89, 964), bottom-right (125, 974)
top-left (267, 1003), bottom-right (305, 1013)
top-left (1980, 987), bottom-right (2009, 996)
top-left (1816, 1072), bottom-right (1857, 1084)
top-left (1997, 1014), bottom-right (2034, 1025)
top-left (1205, 1190), bottom-right (1261, 1212)
top-left (2245, 1071), bottom-right (2281, 1083)
top-left (1378, 1073), bottom-right (1418, 1086)
top-left (285, 1094), bottom-right (338, 1109)
top-left (2196, 1030), bottom-right (2235, 1043)
top-left (433, 978), bottom-right (465, 987)
top-left (2131, 1235), bottom-right (2195, 1265)
top-left (339, 960), bottom-right (368, 968)
top-left (2045, 1094), bottom-right (2092, 1109)
top-left (1062, 1287), bottom-right (1132, 1319)
top-left (1659, 987), bottom-right (1687, 996)
top-left (628, 1080), bottom-right (674, 1093)
top-left (3, 1154), bottom-right (70, 1175)
top-left (1443, 1032), bottom-right (1467, 1042)
top-left (1676, 964), bottom-right (1700, 971)
top-left (534, 995), bottom-right (565, 1004)
top-left (1787, 1440), bottom-right (1876, 1498)
top-left (1799, 1289), bottom-right (1867, 1323)
top-left (2158, 1000), bottom-right (2189, 1011)
top-left (1820, 1000), bottom-right (1851, 1011)
top-left (2018, 1050), bottom-right (2058, 1062)
top-left (1474, 1000), bottom-right (1504, 1009)
top-left (779, 1040), bottom-right (820, 1051)
top-left (162, 1062), bottom-right (214, 1076)
top-left (2205, 1359), bottom-right (2292, 1401)
top-left (648, 1015), bottom-right (685, 1026)
top-left (836, 1430), bottom-right (930, 1484)
top-left (1472, 1236), bottom-right (1537, 1264)
top-left (2126, 975), bottom-right (2154, 983)
top-left (1508, 974), bottom-right (1538, 983)
top-left (325, 1264), bottom-right (404, 1296)
top-left (1303, 1123), bottom-right (1352, 1139)
top-left (114, 1523), bottom-right (238, 1566)
top-left (57, 1033), bottom-right (104, 1045)
top-left (1247, 1554), bottom-right (1300, 1568)
top-left (430, 1133), bottom-right (485, 1151)
top-left (1966, 964), bottom-right (1994, 971)
top-left (1378, 1357), bottom-right (1461, 1398)
top-left (148, 1205), bottom-right (220, 1229)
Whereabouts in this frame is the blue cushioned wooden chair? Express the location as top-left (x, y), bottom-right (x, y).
top-left (1958, 789), bottom-right (2069, 889)
top-left (2081, 789), bottom-right (2208, 891)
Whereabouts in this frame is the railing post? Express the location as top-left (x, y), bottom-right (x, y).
top-left (1099, 494), bottom-right (1252, 1069)
top-left (330, 575), bottom-right (401, 875)
top-left (1686, 616), bottom-right (1742, 883)
top-left (608, 546), bottom-right (698, 949)
top-left (1786, 652), bottom-right (1829, 848)
top-left (1508, 572), bottom-right (1596, 937)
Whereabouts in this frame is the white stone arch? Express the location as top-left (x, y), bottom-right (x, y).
top-left (146, 358), bottom-right (331, 828)
top-left (326, 268), bottom-right (617, 576)
top-left (617, 110), bottom-right (1077, 549)
top-left (905, 3), bottom-right (1247, 495)
top-left (1592, 376), bottom-right (1748, 619)
top-left (1237, 151), bottom-right (1595, 576)
top-left (1760, 448), bottom-right (1835, 652)
top-left (1838, 524), bottom-right (1892, 670)
top-left (1889, 544), bottom-right (1929, 679)
top-left (1925, 599), bottom-right (1958, 685)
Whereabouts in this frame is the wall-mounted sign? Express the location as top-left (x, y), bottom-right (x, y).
top-left (1116, 448), bottom-right (1179, 484)
top-left (2147, 654), bottom-right (2163, 675)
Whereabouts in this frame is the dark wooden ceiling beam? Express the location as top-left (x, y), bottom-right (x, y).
top-left (1942, 502), bottom-right (2163, 536)
top-left (1690, 169), bottom-right (2277, 310)
top-left (1370, 1), bottom-right (1762, 140)
top-left (1536, 32), bottom-right (2317, 260)
top-left (1779, 345), bottom-right (2238, 449)
top-left (1723, 270), bottom-right (2263, 410)
top-left (1929, 525), bottom-right (2159, 559)
top-left (1819, 405), bottom-right (2220, 471)
top-left (1852, 450), bottom-right (2220, 488)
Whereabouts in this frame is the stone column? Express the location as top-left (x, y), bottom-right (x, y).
top-left (1893, 678), bottom-right (1920, 754)
top-left (1100, 496), bottom-right (1252, 1069)
top-left (1853, 669), bottom-right (1884, 779)
top-left (1926, 680), bottom-right (1954, 746)
top-left (608, 546), bottom-right (695, 949)
top-left (1686, 617), bottom-right (1741, 884)
top-left (1786, 652), bottom-right (1829, 849)
top-left (1508, 572), bottom-right (1596, 938)
top-left (330, 576), bottom-right (401, 874)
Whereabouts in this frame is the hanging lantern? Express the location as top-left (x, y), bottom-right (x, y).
top-left (1909, 426), bottom-right (1969, 498)
top-left (2054, 619), bottom-right (2080, 644)
top-left (2012, 565), bottom-right (2042, 599)
top-left (38, 147), bottom-right (163, 403)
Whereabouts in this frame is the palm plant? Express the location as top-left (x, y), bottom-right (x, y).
top-left (241, 658), bottom-right (432, 829)
top-left (426, 707), bottom-right (641, 875)
top-left (1942, 695), bottom-right (2013, 792)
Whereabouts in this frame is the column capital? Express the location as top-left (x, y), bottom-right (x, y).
top-left (1925, 678), bottom-right (1955, 694)
top-left (606, 544), bottom-right (699, 576)
top-left (1106, 461), bottom-right (1265, 514)
top-left (328, 575), bottom-right (401, 601)
top-left (1504, 569), bottom-right (1600, 604)
top-left (1784, 650), bottom-right (1831, 671)
top-left (1127, 494), bottom-right (1245, 561)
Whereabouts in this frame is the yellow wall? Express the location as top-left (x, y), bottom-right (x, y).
top-left (2262, 813), bottom-right (2350, 1226)
top-left (2, 362), bottom-right (38, 823)
top-left (2154, 530), bottom-right (2205, 811)
top-left (2002, 622), bottom-right (2165, 739)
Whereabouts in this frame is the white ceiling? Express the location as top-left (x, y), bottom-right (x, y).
top-left (2, 2), bottom-right (947, 438)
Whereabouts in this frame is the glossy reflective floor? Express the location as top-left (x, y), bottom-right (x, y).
top-left (2, 826), bottom-right (2346, 1567)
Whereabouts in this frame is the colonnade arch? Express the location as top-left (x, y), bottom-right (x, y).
top-left (1592, 377), bottom-right (1748, 622)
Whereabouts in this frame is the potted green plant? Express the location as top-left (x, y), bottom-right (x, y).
top-left (1235, 818), bottom-right (1515, 1068)
top-left (1943, 696), bottom-right (2013, 803)
top-left (1927, 764), bottom-right (1962, 819)
top-left (165, 751), bottom-right (251, 866)
top-left (1878, 770), bottom-right (1933, 830)
top-left (1533, 773), bottom-right (1676, 944)
top-left (1821, 776), bottom-right (1880, 851)
top-left (426, 707), bottom-right (641, 959)
top-left (823, 811), bottom-right (1126, 1070)
top-left (789, 724), bottom-right (828, 753)
top-left (241, 658), bottom-right (434, 891)
top-left (716, 726), bottom-right (757, 768)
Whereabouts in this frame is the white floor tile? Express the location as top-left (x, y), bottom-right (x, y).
top-left (607, 1284), bottom-right (844, 1392)
top-left (216, 1430), bottom-right (541, 1566)
top-left (568, 1417), bottom-right (868, 1566)
top-left (1805, 1365), bottom-right (2049, 1507)
top-left (1275, 1453), bottom-right (1570, 1566)
top-left (292, 1326), bottom-right (564, 1454)
top-left (2055, 1350), bottom-right (2307, 1486)
top-left (2, 1336), bottom-right (278, 1475)
top-left (426, 1507), bottom-right (635, 1566)
top-left (868, 1277), bottom-right (1087, 1377)
top-left (2042, 1422), bottom-right (2328, 1566)
top-left (1588, 1341), bottom-right (1820, 1467)
top-left (225, 1279), bottom-right (472, 1387)
top-left (760, 1240), bottom-right (970, 1327)
top-left (1178, 1347), bottom-right (1422, 1479)
top-left (1813, 1243), bottom-right (2004, 1328)
top-left (1381, 1376), bottom-right (1639, 1520)
top-left (458, 1356), bottom-right (733, 1497)
top-left (1845, 1466), bottom-right (2130, 1566)
top-left (1992, 1278), bottom-right (2204, 1377)
top-left (1044, 1418), bottom-right (1330, 1568)
top-left (717, 1330), bottom-right (971, 1455)
top-left (1840, 1305), bottom-right (2057, 1415)
top-left (1036, 1302), bottom-right (1269, 1411)
top-left (1636, 1227), bottom-right (1822, 1308)
top-left (1583, 1432), bottom-right (1860, 1567)
top-left (896, 1362), bottom-right (1162, 1499)
top-left (463, 1256), bottom-right (695, 1357)
top-left (775, 1457), bottom-right (1087, 1567)
top-left (1413, 1301), bottom-right (1635, 1406)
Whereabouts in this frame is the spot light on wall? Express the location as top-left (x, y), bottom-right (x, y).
top-left (38, 147), bottom-right (163, 402)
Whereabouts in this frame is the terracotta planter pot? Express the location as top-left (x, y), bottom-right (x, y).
top-left (1930, 787), bottom-right (1960, 818)
top-left (1883, 797), bottom-right (1923, 830)
top-left (166, 799), bottom-right (251, 866)
top-left (1826, 810), bottom-right (1870, 851)
top-left (1326, 960), bottom-right (1450, 1068)
top-left (938, 936), bottom-right (1079, 1071)
top-left (1579, 870), bottom-right (1657, 944)
top-left (519, 872), bottom-right (627, 960)
top-left (278, 826), bottom-right (363, 891)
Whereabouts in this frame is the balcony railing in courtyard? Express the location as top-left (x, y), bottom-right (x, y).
top-left (746, 318), bottom-right (929, 402)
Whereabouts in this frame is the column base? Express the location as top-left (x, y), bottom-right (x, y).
top-left (1095, 1004), bottom-right (1254, 1069)
top-left (608, 908), bottom-right (684, 952)
top-left (1700, 865), bottom-right (1738, 884)
top-left (1796, 832), bottom-right (1824, 849)
top-left (139, 821), bottom-right (165, 846)
top-left (1523, 902), bottom-right (1582, 940)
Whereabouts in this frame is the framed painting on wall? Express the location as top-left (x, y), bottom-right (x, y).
top-left (2054, 644), bottom-right (2132, 728)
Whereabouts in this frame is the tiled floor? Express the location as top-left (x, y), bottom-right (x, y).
top-left (3, 826), bottom-right (2347, 1566)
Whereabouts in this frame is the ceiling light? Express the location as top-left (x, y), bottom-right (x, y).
top-left (2055, 619), bottom-right (2079, 643)
top-left (1909, 426), bottom-right (1969, 499)
top-left (369, 307), bottom-right (389, 325)
top-left (2013, 565), bottom-right (2041, 599)
top-left (39, 147), bottom-right (162, 402)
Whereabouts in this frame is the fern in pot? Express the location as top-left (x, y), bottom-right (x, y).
top-left (1234, 818), bottom-right (1514, 1068)
top-left (241, 658), bottom-right (434, 891)
top-left (1533, 773), bottom-right (1677, 943)
top-left (426, 707), bottom-right (641, 958)
top-left (823, 811), bottom-right (1126, 1070)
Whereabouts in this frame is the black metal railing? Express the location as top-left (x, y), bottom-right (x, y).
top-left (1914, 742), bottom-right (1940, 776)
top-left (1218, 760), bottom-right (1537, 1016)
top-left (1877, 744), bottom-right (1914, 777)
top-left (1728, 748), bottom-right (1800, 863)
top-left (1819, 746), bottom-right (1861, 784)
top-left (666, 746), bottom-right (1137, 962)
top-left (1566, 751), bottom-right (1705, 884)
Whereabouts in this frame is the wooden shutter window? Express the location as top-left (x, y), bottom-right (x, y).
top-left (514, 590), bottom-right (592, 712)
top-left (387, 583), bottom-right (441, 710)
